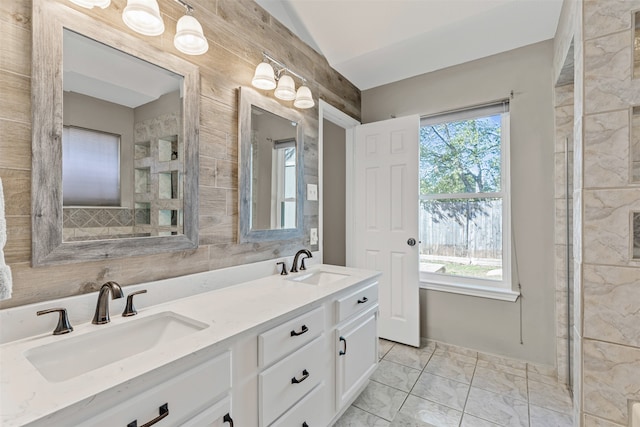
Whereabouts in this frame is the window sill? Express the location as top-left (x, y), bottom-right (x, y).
top-left (420, 280), bottom-right (520, 302)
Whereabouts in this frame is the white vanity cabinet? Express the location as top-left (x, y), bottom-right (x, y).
top-left (334, 283), bottom-right (379, 410)
top-left (29, 350), bottom-right (233, 427)
top-left (257, 307), bottom-right (328, 427)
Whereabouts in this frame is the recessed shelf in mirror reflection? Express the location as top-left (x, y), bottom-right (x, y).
top-left (632, 106), bottom-right (640, 182)
top-left (635, 12), bottom-right (640, 79)
top-left (31, 0), bottom-right (200, 265)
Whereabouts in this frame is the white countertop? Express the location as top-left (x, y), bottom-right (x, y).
top-left (0, 264), bottom-right (380, 426)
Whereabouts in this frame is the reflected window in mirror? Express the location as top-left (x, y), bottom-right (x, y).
top-left (250, 106), bottom-right (298, 231)
top-left (62, 29), bottom-right (185, 241)
top-left (238, 87), bottom-right (304, 243)
top-left (31, 0), bottom-right (200, 266)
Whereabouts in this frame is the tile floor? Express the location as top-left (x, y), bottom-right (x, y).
top-left (333, 339), bottom-right (573, 427)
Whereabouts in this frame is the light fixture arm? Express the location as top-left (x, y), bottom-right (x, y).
top-left (262, 52), bottom-right (307, 84)
top-left (173, 0), bottom-right (194, 14)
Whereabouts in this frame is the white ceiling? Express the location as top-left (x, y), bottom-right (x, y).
top-left (255, 0), bottom-right (564, 90)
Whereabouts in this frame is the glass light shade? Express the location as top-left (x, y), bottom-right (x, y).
top-left (174, 15), bottom-right (209, 55)
top-left (122, 0), bottom-right (165, 36)
top-left (252, 62), bottom-right (277, 90)
top-left (294, 85), bottom-right (314, 109)
top-left (69, 0), bottom-right (111, 8)
top-left (274, 75), bottom-right (296, 101)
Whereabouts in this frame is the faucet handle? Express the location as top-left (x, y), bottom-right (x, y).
top-left (122, 289), bottom-right (147, 317)
top-left (276, 261), bottom-right (288, 275)
top-left (37, 308), bottom-right (73, 335)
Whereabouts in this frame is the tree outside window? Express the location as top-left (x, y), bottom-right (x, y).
top-left (419, 111), bottom-right (505, 282)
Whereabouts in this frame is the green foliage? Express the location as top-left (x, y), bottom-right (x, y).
top-left (420, 114), bottom-right (502, 224)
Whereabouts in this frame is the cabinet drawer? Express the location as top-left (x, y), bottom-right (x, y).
top-left (259, 306), bottom-right (324, 368)
top-left (259, 335), bottom-right (325, 427)
top-left (270, 383), bottom-right (326, 427)
top-left (78, 351), bottom-right (231, 427)
top-left (335, 282), bottom-right (378, 323)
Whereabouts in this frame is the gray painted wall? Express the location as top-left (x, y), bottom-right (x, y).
top-left (362, 40), bottom-right (556, 365)
top-left (322, 120), bottom-right (346, 266)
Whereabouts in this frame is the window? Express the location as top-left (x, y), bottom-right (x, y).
top-left (62, 126), bottom-right (121, 206)
top-left (272, 139), bottom-right (297, 229)
top-left (419, 102), bottom-right (516, 300)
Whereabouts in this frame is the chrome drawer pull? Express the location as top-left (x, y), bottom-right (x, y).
top-left (357, 297), bottom-right (368, 304)
top-left (223, 413), bottom-right (234, 426)
top-left (127, 403), bottom-right (169, 427)
top-left (339, 336), bottom-right (347, 356)
top-left (291, 369), bottom-right (310, 384)
top-left (290, 325), bottom-right (309, 336)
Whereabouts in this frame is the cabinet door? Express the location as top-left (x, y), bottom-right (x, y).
top-left (335, 308), bottom-right (378, 409)
top-left (183, 395), bottom-right (232, 427)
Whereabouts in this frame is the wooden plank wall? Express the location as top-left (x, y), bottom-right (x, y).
top-left (0, 0), bottom-right (361, 308)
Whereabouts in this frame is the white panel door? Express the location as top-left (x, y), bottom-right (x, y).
top-left (352, 115), bottom-right (420, 347)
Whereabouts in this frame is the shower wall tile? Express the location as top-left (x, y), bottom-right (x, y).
top-left (584, 31), bottom-right (638, 114)
top-left (555, 202), bottom-right (574, 246)
top-left (584, 264), bottom-right (640, 347)
top-left (631, 107), bottom-right (640, 181)
top-left (583, 339), bottom-right (640, 425)
top-left (556, 336), bottom-right (569, 384)
top-left (634, 212), bottom-right (640, 258)
top-left (583, 414), bottom-right (625, 427)
top-left (573, 260), bottom-right (583, 338)
top-left (555, 84), bottom-right (575, 108)
top-left (583, 0), bottom-right (638, 40)
top-left (555, 152), bottom-right (574, 199)
top-left (573, 117), bottom-right (583, 191)
top-left (584, 109), bottom-right (629, 188)
top-left (556, 290), bottom-right (569, 340)
top-left (572, 189), bottom-right (582, 264)
top-left (583, 188), bottom-right (640, 265)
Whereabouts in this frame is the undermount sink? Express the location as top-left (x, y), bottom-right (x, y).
top-left (24, 311), bottom-right (208, 382)
top-left (289, 270), bottom-right (350, 285)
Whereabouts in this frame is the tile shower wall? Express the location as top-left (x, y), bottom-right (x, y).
top-left (0, 0), bottom-right (361, 308)
top-left (554, 0), bottom-right (640, 425)
top-left (554, 82), bottom-right (574, 387)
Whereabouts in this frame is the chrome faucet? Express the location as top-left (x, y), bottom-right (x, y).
top-left (290, 249), bottom-right (312, 273)
top-left (92, 281), bottom-right (124, 324)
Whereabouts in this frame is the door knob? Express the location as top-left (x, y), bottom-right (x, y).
top-left (407, 238), bottom-right (416, 246)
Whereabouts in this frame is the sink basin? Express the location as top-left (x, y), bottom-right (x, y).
top-left (289, 270), bottom-right (349, 285)
top-left (24, 311), bottom-right (208, 382)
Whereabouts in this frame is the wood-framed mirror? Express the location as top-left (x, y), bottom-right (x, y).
top-left (31, 0), bottom-right (199, 266)
top-left (238, 87), bottom-right (304, 243)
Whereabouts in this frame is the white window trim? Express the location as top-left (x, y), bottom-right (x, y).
top-left (419, 107), bottom-right (518, 302)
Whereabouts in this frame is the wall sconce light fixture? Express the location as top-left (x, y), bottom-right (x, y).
top-left (69, 0), bottom-right (208, 55)
top-left (252, 53), bottom-right (315, 109)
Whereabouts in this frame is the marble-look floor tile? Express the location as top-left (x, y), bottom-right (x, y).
top-left (371, 360), bottom-right (421, 392)
top-left (528, 379), bottom-right (573, 414)
top-left (477, 353), bottom-right (527, 378)
top-left (353, 380), bottom-right (408, 421)
top-left (464, 387), bottom-right (529, 427)
top-left (389, 412), bottom-right (437, 427)
top-left (334, 405), bottom-right (391, 427)
top-left (424, 354), bottom-right (476, 384)
top-left (399, 394), bottom-right (462, 427)
top-left (472, 366), bottom-right (528, 402)
top-left (433, 348), bottom-right (478, 365)
top-left (411, 372), bottom-right (470, 411)
top-left (461, 414), bottom-right (503, 427)
top-left (384, 343), bottom-right (434, 370)
top-left (529, 404), bottom-right (573, 427)
top-left (434, 341), bottom-right (478, 359)
top-left (379, 339), bottom-right (395, 359)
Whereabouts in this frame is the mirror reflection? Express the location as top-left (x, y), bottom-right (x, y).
top-left (62, 29), bottom-right (184, 241)
top-left (250, 106), bottom-right (298, 230)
